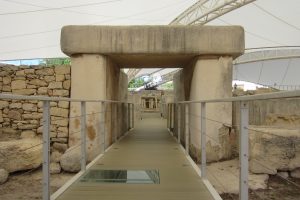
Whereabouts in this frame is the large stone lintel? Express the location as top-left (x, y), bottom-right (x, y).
top-left (61, 25), bottom-right (244, 67)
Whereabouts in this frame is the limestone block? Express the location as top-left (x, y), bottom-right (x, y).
top-left (52, 138), bottom-right (68, 143)
top-left (20, 130), bottom-right (36, 139)
top-left (0, 169), bottom-right (8, 184)
top-left (56, 75), bottom-right (65, 82)
top-left (50, 162), bottom-right (61, 174)
top-left (0, 139), bottom-right (42, 172)
top-left (35, 68), bottom-right (54, 76)
top-left (50, 102), bottom-right (58, 107)
top-left (58, 101), bottom-right (69, 109)
top-left (249, 126), bottom-right (300, 174)
top-left (53, 89), bottom-right (69, 97)
top-left (63, 80), bottom-right (70, 90)
top-left (37, 87), bottom-right (48, 95)
top-left (53, 142), bottom-right (68, 153)
top-left (18, 124), bottom-right (38, 130)
top-left (55, 65), bottom-right (70, 75)
top-left (50, 107), bottom-right (69, 117)
top-left (48, 82), bottom-right (63, 89)
top-left (8, 110), bottom-right (22, 120)
top-left (3, 77), bottom-right (11, 85)
top-left (2, 85), bottom-right (11, 92)
top-left (22, 103), bottom-right (37, 112)
top-left (22, 113), bottom-right (42, 120)
top-left (27, 84), bottom-right (37, 89)
top-left (44, 75), bottom-right (55, 83)
top-left (12, 89), bottom-right (36, 95)
top-left (52, 118), bottom-right (68, 127)
top-left (0, 110), bottom-right (3, 123)
top-left (50, 151), bottom-right (62, 163)
top-left (11, 80), bottom-right (26, 90)
top-left (0, 101), bottom-right (9, 109)
top-left (65, 74), bottom-right (71, 80)
top-left (9, 103), bottom-right (22, 109)
top-left (50, 131), bottom-right (57, 138)
top-left (16, 70), bottom-right (25, 76)
top-left (29, 79), bottom-right (47, 87)
top-left (24, 69), bottom-right (35, 74)
top-left (58, 127), bottom-right (68, 134)
top-left (277, 171), bottom-right (289, 179)
top-left (291, 168), bottom-right (300, 178)
top-left (26, 74), bottom-right (38, 79)
top-left (60, 146), bottom-right (81, 172)
top-left (57, 132), bottom-right (68, 138)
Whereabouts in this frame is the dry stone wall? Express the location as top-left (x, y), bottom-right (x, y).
top-left (0, 65), bottom-right (71, 153)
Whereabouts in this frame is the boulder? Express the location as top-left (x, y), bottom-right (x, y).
top-left (277, 171), bottom-right (289, 179)
top-left (44, 75), bottom-right (55, 83)
top-left (291, 168), bottom-right (300, 178)
top-left (56, 75), bottom-right (65, 82)
top-left (53, 142), bottom-right (68, 153)
top-left (249, 126), bottom-right (300, 174)
top-left (37, 87), bottom-right (48, 95)
top-left (58, 101), bottom-right (69, 109)
top-left (24, 69), bottom-right (35, 74)
top-left (50, 162), bottom-right (61, 174)
top-left (0, 168), bottom-right (8, 184)
top-left (0, 139), bottom-right (42, 172)
top-left (0, 101), bottom-right (9, 109)
top-left (50, 151), bottom-right (62, 163)
top-left (60, 146), bottom-right (82, 172)
top-left (206, 159), bottom-right (269, 194)
top-left (22, 103), bottom-right (37, 112)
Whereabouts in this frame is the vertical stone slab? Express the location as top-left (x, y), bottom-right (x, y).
top-left (69, 54), bottom-right (121, 161)
top-left (189, 57), bottom-right (233, 162)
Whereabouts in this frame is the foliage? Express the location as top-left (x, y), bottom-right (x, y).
top-left (41, 58), bottom-right (71, 65)
top-left (128, 77), bottom-right (145, 88)
top-left (159, 81), bottom-right (173, 90)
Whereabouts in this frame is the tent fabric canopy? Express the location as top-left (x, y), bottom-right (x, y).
top-left (0, 0), bottom-right (300, 87)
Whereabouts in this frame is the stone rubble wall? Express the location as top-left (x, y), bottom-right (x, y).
top-left (0, 65), bottom-right (71, 153)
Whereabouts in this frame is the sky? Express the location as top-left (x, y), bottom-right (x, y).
top-left (0, 0), bottom-right (300, 60)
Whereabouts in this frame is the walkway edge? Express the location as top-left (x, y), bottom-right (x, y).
top-left (50, 130), bottom-right (132, 200)
top-left (169, 130), bottom-right (222, 200)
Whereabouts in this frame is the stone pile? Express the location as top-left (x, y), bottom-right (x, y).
top-left (0, 65), bottom-right (71, 174)
top-left (249, 126), bottom-right (300, 179)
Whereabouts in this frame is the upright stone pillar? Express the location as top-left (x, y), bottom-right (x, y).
top-left (189, 57), bottom-right (233, 162)
top-left (68, 54), bottom-right (122, 161)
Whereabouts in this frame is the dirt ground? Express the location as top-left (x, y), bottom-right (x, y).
top-left (0, 168), bottom-right (299, 199)
top-left (0, 167), bottom-right (74, 200)
top-left (221, 175), bottom-right (300, 200)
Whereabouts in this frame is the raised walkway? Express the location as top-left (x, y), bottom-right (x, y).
top-left (56, 113), bottom-right (214, 200)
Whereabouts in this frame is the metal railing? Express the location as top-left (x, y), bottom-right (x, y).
top-left (0, 93), bottom-right (134, 200)
top-left (166, 90), bottom-right (300, 200)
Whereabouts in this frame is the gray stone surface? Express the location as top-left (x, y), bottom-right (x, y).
top-left (0, 139), bottom-right (42, 173)
top-left (60, 146), bottom-right (81, 172)
top-left (0, 168), bottom-right (9, 184)
top-left (61, 25), bottom-right (244, 67)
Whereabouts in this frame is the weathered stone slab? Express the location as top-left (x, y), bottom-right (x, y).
top-left (0, 139), bottom-right (42, 172)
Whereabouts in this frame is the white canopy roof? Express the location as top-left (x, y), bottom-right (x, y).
top-left (0, 0), bottom-right (300, 88)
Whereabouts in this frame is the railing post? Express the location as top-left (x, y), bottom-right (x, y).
top-left (185, 104), bottom-right (189, 155)
top-left (171, 103), bottom-right (174, 132)
top-left (114, 103), bottom-right (118, 142)
top-left (132, 104), bottom-right (134, 128)
top-left (240, 101), bottom-right (249, 200)
top-left (167, 104), bottom-right (170, 129)
top-left (80, 101), bottom-right (86, 171)
top-left (128, 103), bottom-right (130, 130)
top-left (42, 100), bottom-right (50, 200)
top-left (101, 102), bottom-right (106, 153)
top-left (177, 103), bottom-right (181, 143)
top-left (201, 102), bottom-right (206, 178)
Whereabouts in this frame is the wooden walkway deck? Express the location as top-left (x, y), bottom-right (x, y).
top-left (56, 113), bottom-right (214, 200)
